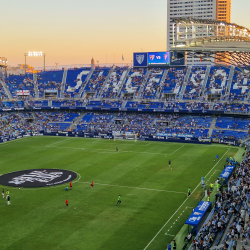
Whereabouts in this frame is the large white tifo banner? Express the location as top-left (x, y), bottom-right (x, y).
top-left (16, 90), bottom-right (30, 96)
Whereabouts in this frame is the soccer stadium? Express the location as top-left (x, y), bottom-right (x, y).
top-left (1, 1), bottom-right (250, 250)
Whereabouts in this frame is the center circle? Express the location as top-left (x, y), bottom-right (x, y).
top-left (0, 169), bottom-right (77, 188)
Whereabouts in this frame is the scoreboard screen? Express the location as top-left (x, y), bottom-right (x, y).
top-left (133, 51), bottom-right (186, 67)
top-left (148, 52), bottom-right (170, 66)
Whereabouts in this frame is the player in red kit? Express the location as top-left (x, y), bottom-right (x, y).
top-left (70, 182), bottom-right (72, 190)
top-left (65, 199), bottom-right (68, 208)
top-left (91, 181), bottom-right (94, 189)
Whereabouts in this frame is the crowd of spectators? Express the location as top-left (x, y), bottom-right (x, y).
top-left (190, 152), bottom-right (250, 250)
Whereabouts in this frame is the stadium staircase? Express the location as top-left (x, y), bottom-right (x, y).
top-left (121, 100), bottom-right (127, 108)
top-left (60, 69), bottom-right (68, 98)
top-left (98, 67), bottom-right (114, 98)
top-left (201, 66), bottom-right (211, 97)
top-left (226, 66), bottom-right (235, 96)
top-left (156, 69), bottom-right (168, 99)
top-left (0, 79), bottom-right (12, 99)
top-left (32, 111), bottom-right (37, 122)
top-left (208, 116), bottom-right (217, 137)
top-left (117, 68), bottom-right (130, 97)
top-left (240, 136), bottom-right (250, 146)
top-left (78, 67), bottom-right (95, 98)
top-left (245, 83), bottom-right (250, 102)
top-left (179, 66), bottom-right (192, 100)
top-left (48, 99), bottom-right (52, 106)
top-left (209, 102), bottom-right (214, 110)
top-left (33, 73), bottom-right (39, 98)
top-left (136, 69), bottom-right (150, 99)
top-left (69, 112), bottom-right (84, 129)
top-left (17, 113), bottom-right (25, 123)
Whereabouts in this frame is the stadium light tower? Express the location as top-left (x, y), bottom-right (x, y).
top-left (24, 51), bottom-right (46, 73)
top-left (0, 57), bottom-right (8, 68)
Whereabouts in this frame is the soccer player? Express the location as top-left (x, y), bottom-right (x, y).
top-left (70, 182), bottom-right (72, 190)
top-left (116, 147), bottom-right (119, 152)
top-left (2, 189), bottom-right (4, 199)
top-left (167, 242), bottom-right (171, 250)
top-left (117, 195), bottom-right (121, 205)
top-left (216, 155), bottom-right (219, 161)
top-left (7, 195), bottom-right (10, 206)
top-left (187, 187), bottom-right (191, 197)
top-left (65, 199), bottom-right (69, 208)
top-left (91, 181), bottom-right (94, 189)
top-left (169, 160), bottom-right (171, 168)
top-left (210, 182), bottom-right (214, 191)
top-left (172, 239), bottom-right (177, 250)
top-left (6, 190), bottom-right (9, 197)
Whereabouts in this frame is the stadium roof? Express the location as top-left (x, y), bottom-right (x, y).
top-left (172, 41), bottom-right (250, 52)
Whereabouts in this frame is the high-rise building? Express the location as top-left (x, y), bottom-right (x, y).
top-left (167, 0), bottom-right (231, 65)
top-left (216, 0), bottom-right (231, 23)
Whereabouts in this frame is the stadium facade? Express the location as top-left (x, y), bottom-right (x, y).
top-left (167, 0), bottom-right (231, 65)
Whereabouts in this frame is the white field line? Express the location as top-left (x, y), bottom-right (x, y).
top-left (169, 145), bottom-right (185, 155)
top-left (45, 138), bottom-right (71, 147)
top-left (165, 234), bottom-right (175, 237)
top-left (0, 138), bottom-right (30, 147)
top-left (143, 147), bottom-right (231, 250)
top-left (78, 181), bottom-right (187, 194)
top-left (73, 171), bottom-right (82, 183)
top-left (145, 143), bottom-right (151, 146)
top-left (84, 138), bottom-right (230, 148)
top-left (45, 145), bottom-right (185, 156)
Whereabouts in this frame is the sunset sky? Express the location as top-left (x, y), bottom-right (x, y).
top-left (1, 0), bottom-right (249, 67)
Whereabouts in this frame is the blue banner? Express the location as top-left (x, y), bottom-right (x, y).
top-left (133, 53), bottom-right (148, 67)
top-left (156, 133), bottom-right (194, 138)
top-left (185, 201), bottom-right (211, 230)
top-left (219, 165), bottom-right (235, 181)
top-left (140, 135), bottom-right (211, 144)
top-left (219, 138), bottom-right (238, 146)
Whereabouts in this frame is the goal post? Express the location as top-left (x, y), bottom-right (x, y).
top-left (113, 133), bottom-right (137, 142)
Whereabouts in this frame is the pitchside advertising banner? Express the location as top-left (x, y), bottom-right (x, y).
top-left (133, 51), bottom-right (186, 67)
top-left (0, 131), bottom-right (211, 145)
top-left (219, 138), bottom-right (238, 146)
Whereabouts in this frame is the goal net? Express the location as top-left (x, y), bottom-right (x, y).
top-left (113, 133), bottom-right (137, 141)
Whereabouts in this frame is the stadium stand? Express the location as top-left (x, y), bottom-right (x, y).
top-left (64, 67), bottom-right (91, 98)
top-left (188, 153), bottom-right (250, 250)
top-left (5, 74), bottom-right (35, 98)
top-left (1, 65), bottom-right (250, 143)
top-left (37, 70), bottom-right (63, 98)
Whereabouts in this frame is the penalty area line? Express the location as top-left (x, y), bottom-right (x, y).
top-left (45, 138), bottom-right (71, 147)
top-left (78, 182), bottom-right (186, 194)
top-left (143, 147), bottom-right (230, 250)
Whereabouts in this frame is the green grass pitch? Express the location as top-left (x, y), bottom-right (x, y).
top-left (0, 136), bottom-right (238, 250)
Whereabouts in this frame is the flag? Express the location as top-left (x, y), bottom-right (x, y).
top-left (122, 55), bottom-right (124, 61)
